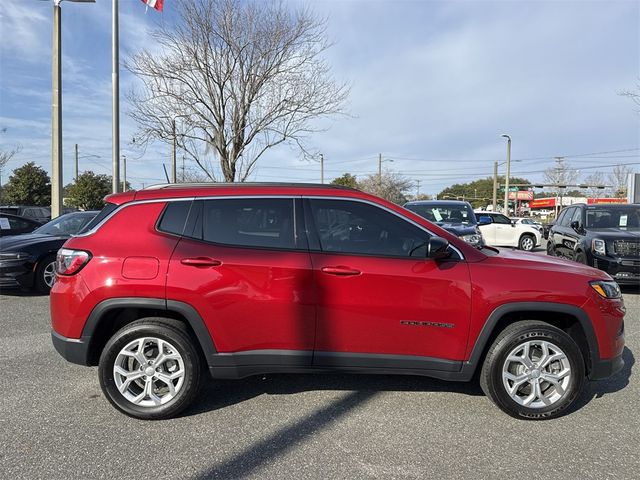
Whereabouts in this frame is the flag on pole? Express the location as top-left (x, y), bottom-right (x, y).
top-left (141, 0), bottom-right (163, 12)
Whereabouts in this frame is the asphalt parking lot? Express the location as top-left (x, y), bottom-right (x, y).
top-left (1, 247), bottom-right (638, 479)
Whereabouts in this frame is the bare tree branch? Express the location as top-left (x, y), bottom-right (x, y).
top-left (126, 0), bottom-right (348, 182)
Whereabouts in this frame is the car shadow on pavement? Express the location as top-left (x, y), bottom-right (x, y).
top-left (184, 371), bottom-right (483, 418)
top-left (569, 346), bottom-right (635, 414)
top-left (0, 287), bottom-right (45, 297)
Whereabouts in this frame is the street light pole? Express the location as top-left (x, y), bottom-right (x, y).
top-left (320, 153), bottom-right (324, 184)
top-left (172, 118), bottom-right (177, 183)
top-left (502, 134), bottom-right (511, 214)
top-left (112, 0), bottom-right (120, 193)
top-left (492, 161), bottom-right (498, 211)
top-left (51, 0), bottom-right (62, 218)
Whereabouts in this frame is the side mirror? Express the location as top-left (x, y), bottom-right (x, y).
top-left (477, 216), bottom-right (493, 226)
top-left (570, 220), bottom-right (582, 233)
top-left (427, 236), bottom-right (451, 260)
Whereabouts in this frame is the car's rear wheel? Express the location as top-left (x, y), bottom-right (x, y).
top-left (480, 321), bottom-right (585, 420)
top-left (99, 318), bottom-right (202, 420)
top-left (518, 234), bottom-right (535, 251)
top-left (34, 254), bottom-right (57, 294)
top-left (574, 251), bottom-right (587, 265)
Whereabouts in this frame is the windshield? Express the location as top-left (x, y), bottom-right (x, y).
top-left (406, 203), bottom-right (476, 225)
top-left (585, 206), bottom-right (640, 229)
top-left (34, 212), bottom-right (97, 236)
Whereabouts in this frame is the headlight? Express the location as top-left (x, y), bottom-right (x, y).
top-left (462, 233), bottom-right (483, 246)
top-left (592, 238), bottom-right (606, 255)
top-left (590, 280), bottom-right (621, 299)
top-left (0, 252), bottom-right (30, 261)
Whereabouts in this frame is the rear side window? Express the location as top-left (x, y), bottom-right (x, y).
top-left (157, 201), bottom-right (192, 236)
top-left (78, 202), bottom-right (118, 234)
top-left (201, 198), bottom-right (296, 249)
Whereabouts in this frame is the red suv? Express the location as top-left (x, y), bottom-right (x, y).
top-left (51, 184), bottom-right (625, 420)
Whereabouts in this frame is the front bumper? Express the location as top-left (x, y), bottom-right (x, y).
top-left (592, 255), bottom-right (640, 285)
top-left (0, 259), bottom-right (35, 289)
top-left (51, 330), bottom-right (91, 366)
top-left (589, 353), bottom-right (625, 380)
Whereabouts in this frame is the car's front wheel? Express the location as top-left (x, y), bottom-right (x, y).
top-left (34, 254), bottom-right (57, 294)
top-left (99, 318), bottom-right (202, 420)
top-left (480, 321), bottom-right (585, 420)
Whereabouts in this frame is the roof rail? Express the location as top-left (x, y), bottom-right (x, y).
top-left (142, 182), bottom-right (356, 190)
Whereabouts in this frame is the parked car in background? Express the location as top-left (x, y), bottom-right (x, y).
top-left (542, 219), bottom-right (556, 239)
top-left (511, 217), bottom-right (544, 235)
top-left (50, 183), bottom-right (624, 421)
top-left (475, 211), bottom-right (542, 251)
top-left (0, 213), bottom-right (41, 236)
top-left (404, 200), bottom-right (486, 247)
top-left (0, 210), bottom-right (98, 293)
top-left (0, 205), bottom-right (51, 224)
top-left (547, 203), bottom-right (640, 285)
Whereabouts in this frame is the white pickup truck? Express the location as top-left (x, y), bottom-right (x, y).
top-left (475, 211), bottom-right (542, 251)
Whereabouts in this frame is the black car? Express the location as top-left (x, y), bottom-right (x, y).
top-left (0, 210), bottom-right (98, 293)
top-left (547, 203), bottom-right (640, 285)
top-left (0, 213), bottom-right (41, 236)
top-left (404, 200), bottom-right (485, 247)
top-left (0, 205), bottom-right (51, 224)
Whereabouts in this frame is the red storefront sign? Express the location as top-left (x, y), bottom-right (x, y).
top-left (530, 198), bottom-right (556, 208)
top-left (587, 198), bottom-right (628, 204)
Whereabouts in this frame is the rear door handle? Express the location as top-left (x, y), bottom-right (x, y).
top-left (321, 266), bottom-right (361, 276)
top-left (180, 257), bottom-right (222, 267)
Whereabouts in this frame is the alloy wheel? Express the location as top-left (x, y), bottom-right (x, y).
top-left (501, 340), bottom-right (571, 409)
top-left (113, 337), bottom-right (185, 407)
top-left (43, 261), bottom-right (56, 288)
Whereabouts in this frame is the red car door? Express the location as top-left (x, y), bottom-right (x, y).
top-left (305, 198), bottom-right (472, 368)
top-left (166, 198), bottom-right (316, 361)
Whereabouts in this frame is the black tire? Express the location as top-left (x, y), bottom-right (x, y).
top-left (99, 318), bottom-right (202, 420)
top-left (34, 254), bottom-right (57, 294)
top-left (518, 234), bottom-right (536, 251)
top-left (574, 251), bottom-right (587, 265)
top-left (480, 321), bottom-right (585, 420)
top-left (546, 240), bottom-right (555, 256)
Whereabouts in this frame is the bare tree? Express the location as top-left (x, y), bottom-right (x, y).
top-left (0, 132), bottom-right (21, 201)
top-left (358, 171), bottom-right (413, 205)
top-left (609, 164), bottom-right (633, 198)
top-left (126, 0), bottom-right (348, 182)
top-left (543, 157), bottom-right (579, 194)
top-left (582, 171), bottom-right (608, 197)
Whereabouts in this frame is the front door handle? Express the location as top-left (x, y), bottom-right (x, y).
top-left (321, 266), bottom-right (361, 276)
top-left (180, 257), bottom-right (222, 267)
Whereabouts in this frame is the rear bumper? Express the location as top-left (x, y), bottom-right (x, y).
top-left (51, 330), bottom-right (91, 366)
top-left (589, 353), bottom-right (624, 380)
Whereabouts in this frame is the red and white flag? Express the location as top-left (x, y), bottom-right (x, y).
top-left (141, 0), bottom-right (163, 12)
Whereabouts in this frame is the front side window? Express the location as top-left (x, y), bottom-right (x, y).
top-left (309, 199), bottom-right (430, 258)
top-left (559, 208), bottom-right (575, 227)
top-left (202, 198), bottom-right (296, 249)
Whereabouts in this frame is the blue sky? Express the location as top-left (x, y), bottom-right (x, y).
top-left (0, 0), bottom-right (638, 196)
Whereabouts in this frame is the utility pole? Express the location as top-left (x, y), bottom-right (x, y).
top-left (320, 153), bottom-right (324, 184)
top-left (112, 0), bottom-right (120, 193)
top-left (171, 118), bottom-right (177, 183)
top-left (492, 161), bottom-right (498, 211)
top-left (416, 179), bottom-right (421, 197)
top-left (181, 154), bottom-right (185, 183)
top-left (74, 143), bottom-right (79, 181)
top-left (554, 156), bottom-right (564, 217)
top-left (502, 134), bottom-right (511, 214)
top-left (51, 1), bottom-right (62, 218)
top-left (378, 153), bottom-right (383, 188)
top-left (122, 155), bottom-right (127, 191)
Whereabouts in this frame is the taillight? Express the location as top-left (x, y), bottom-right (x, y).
top-left (56, 249), bottom-right (91, 275)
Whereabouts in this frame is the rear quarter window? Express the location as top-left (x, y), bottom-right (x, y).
top-left (78, 203), bottom-right (118, 234)
top-left (157, 201), bottom-right (193, 236)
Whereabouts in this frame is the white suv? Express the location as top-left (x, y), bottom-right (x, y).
top-left (475, 212), bottom-right (541, 251)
